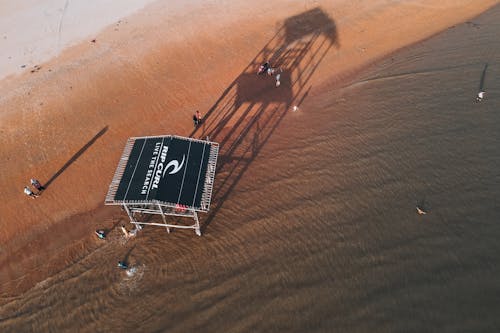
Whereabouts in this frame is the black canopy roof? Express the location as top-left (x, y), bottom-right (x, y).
top-left (105, 135), bottom-right (218, 212)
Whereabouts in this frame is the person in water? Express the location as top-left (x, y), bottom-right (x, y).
top-left (476, 91), bottom-right (485, 102)
top-left (95, 230), bottom-right (106, 239)
top-left (416, 206), bottom-right (427, 215)
top-left (117, 261), bottom-right (128, 269)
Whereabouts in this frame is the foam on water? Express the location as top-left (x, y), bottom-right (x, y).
top-left (118, 264), bottom-right (146, 295)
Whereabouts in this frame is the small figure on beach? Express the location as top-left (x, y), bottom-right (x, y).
top-left (258, 61), bottom-right (270, 75)
top-left (196, 110), bottom-right (202, 124)
top-left (120, 225), bottom-right (138, 239)
top-left (117, 261), bottom-right (128, 269)
top-left (121, 225), bottom-right (130, 238)
top-left (476, 91), bottom-right (485, 102)
top-left (416, 206), bottom-right (427, 215)
top-left (31, 178), bottom-right (45, 192)
top-left (193, 110), bottom-right (203, 127)
top-left (258, 61), bottom-right (282, 79)
top-left (95, 229), bottom-right (106, 240)
top-left (24, 186), bottom-right (39, 199)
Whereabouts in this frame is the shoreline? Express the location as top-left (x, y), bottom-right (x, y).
top-left (1, 0), bottom-right (498, 299)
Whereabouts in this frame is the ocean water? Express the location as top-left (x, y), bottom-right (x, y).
top-left (1, 5), bottom-right (499, 333)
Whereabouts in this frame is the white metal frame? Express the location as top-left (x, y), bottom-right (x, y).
top-left (121, 202), bottom-right (202, 236)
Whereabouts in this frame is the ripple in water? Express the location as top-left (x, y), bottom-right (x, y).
top-left (118, 264), bottom-right (146, 295)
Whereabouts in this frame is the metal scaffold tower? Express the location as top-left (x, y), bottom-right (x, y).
top-left (105, 135), bottom-right (219, 236)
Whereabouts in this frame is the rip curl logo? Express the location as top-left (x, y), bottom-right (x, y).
top-left (151, 146), bottom-right (186, 190)
top-left (163, 155), bottom-right (185, 176)
top-left (141, 141), bottom-right (188, 195)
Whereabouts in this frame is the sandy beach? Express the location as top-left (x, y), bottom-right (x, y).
top-left (1, 0), bottom-right (499, 331)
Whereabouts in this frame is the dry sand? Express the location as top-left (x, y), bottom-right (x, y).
top-left (0, 0), bottom-right (157, 80)
top-left (0, 0), bottom-right (498, 296)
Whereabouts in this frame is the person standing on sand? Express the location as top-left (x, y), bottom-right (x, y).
top-left (272, 67), bottom-right (283, 87)
top-left (258, 61), bottom-right (270, 75)
top-left (121, 225), bottom-right (130, 238)
top-left (120, 225), bottom-right (138, 239)
top-left (24, 186), bottom-right (39, 199)
top-left (31, 178), bottom-right (45, 192)
top-left (193, 110), bottom-right (202, 127)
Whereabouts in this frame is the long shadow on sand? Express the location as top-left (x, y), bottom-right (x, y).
top-left (188, 7), bottom-right (339, 232)
top-left (478, 63), bottom-right (488, 91)
top-left (44, 126), bottom-right (108, 189)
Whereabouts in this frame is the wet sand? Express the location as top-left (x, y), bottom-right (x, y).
top-left (1, 0), bottom-right (499, 331)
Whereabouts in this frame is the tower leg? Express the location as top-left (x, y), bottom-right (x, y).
top-left (193, 211), bottom-right (201, 236)
top-left (123, 204), bottom-right (135, 223)
top-left (158, 204), bottom-right (170, 233)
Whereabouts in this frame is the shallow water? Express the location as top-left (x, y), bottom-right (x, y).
top-left (1, 5), bottom-right (500, 333)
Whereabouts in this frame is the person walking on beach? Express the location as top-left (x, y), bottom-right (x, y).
top-left (24, 186), bottom-right (39, 199)
top-left (31, 178), bottom-right (45, 192)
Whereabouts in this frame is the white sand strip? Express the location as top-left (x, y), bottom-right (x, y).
top-left (0, 0), bottom-right (158, 80)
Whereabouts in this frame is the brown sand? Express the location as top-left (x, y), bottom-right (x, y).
top-left (0, 0), bottom-right (497, 296)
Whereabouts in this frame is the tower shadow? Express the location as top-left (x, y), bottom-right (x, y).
top-left (189, 8), bottom-right (339, 232)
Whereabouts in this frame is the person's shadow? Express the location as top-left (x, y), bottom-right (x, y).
top-left (120, 244), bottom-right (136, 267)
top-left (43, 126), bottom-right (108, 189)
